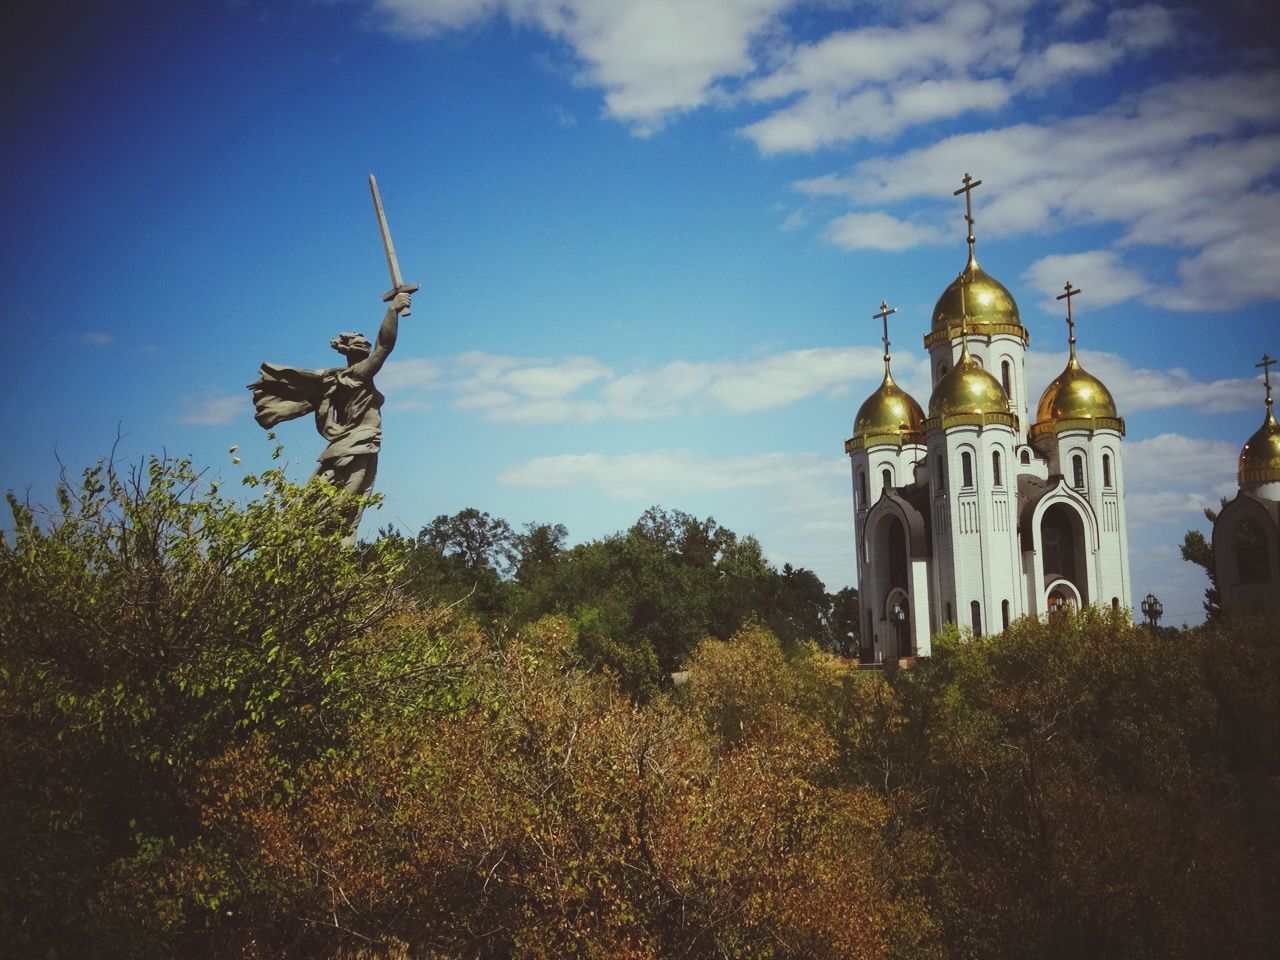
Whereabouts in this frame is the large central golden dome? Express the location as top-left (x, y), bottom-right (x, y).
top-left (931, 251), bottom-right (1026, 342)
top-left (854, 369), bottom-right (925, 442)
top-left (1239, 405), bottom-right (1280, 486)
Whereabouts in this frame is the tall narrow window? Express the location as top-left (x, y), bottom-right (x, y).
top-left (857, 470), bottom-right (868, 508)
top-left (1001, 359), bottom-right (1012, 395)
top-left (945, 602), bottom-right (952, 624)
top-left (1020, 448), bottom-right (1031, 465)
top-left (1103, 453), bottom-right (1112, 488)
top-left (962, 451), bottom-right (974, 488)
top-left (882, 467), bottom-right (892, 490)
top-left (992, 450), bottom-right (1002, 487)
top-left (1112, 597), bottom-right (1119, 612)
top-left (1072, 454), bottom-right (1085, 489)
top-left (1001, 599), bottom-right (1010, 631)
top-left (970, 601), bottom-right (982, 637)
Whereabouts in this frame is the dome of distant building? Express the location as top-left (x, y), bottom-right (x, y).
top-left (1238, 406), bottom-right (1280, 485)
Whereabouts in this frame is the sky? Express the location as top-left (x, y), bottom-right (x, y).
top-left (3, 0), bottom-right (1278, 625)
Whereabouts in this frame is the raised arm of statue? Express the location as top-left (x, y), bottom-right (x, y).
top-left (349, 290), bottom-right (410, 380)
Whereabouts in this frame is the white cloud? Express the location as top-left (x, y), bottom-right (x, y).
top-left (373, 0), bottom-right (793, 133)
top-left (825, 211), bottom-right (945, 251)
top-left (1120, 434), bottom-right (1238, 493)
top-left (380, 357), bottom-right (442, 392)
top-left (1022, 250), bottom-right (1152, 307)
top-left (805, 70), bottom-right (1280, 309)
top-left (415, 346), bottom-right (912, 423)
top-left (1024, 351), bottom-right (1260, 414)
top-left (178, 393), bottom-right (244, 426)
top-left (1013, 5), bottom-right (1175, 91)
top-left (499, 448), bottom-right (857, 584)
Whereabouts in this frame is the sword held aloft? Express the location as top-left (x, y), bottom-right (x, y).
top-left (369, 173), bottom-right (420, 316)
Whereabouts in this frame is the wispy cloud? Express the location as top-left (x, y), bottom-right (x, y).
top-left (178, 392), bottom-right (244, 426)
top-left (73, 331), bottom-right (113, 347)
top-left (1022, 251), bottom-right (1152, 307)
top-left (372, 0), bottom-right (792, 134)
top-left (499, 448), bottom-right (855, 581)
top-left (1024, 351), bottom-right (1260, 415)
top-left (800, 69), bottom-right (1280, 310)
top-left (379, 346), bottom-right (1260, 425)
top-left (392, 346), bottom-right (915, 423)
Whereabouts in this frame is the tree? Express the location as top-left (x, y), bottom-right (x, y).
top-left (0, 453), bottom-right (455, 956)
top-left (1181, 502), bottom-right (1224, 619)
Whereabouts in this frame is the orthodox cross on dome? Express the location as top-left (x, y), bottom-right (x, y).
top-left (1258, 352), bottom-right (1276, 409)
top-left (1057, 281), bottom-right (1082, 356)
top-left (874, 299), bottom-right (897, 368)
top-left (953, 172), bottom-right (983, 254)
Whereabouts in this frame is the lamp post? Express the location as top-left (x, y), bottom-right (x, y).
top-left (1140, 592), bottom-right (1163, 629)
top-left (892, 602), bottom-right (909, 658)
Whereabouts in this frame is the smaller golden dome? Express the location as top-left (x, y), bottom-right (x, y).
top-left (854, 369), bottom-right (925, 441)
top-left (1035, 353), bottom-right (1118, 423)
top-left (928, 348), bottom-right (1010, 419)
top-left (1239, 406), bottom-right (1280, 486)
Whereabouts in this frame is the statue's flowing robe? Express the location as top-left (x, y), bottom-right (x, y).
top-left (248, 363), bottom-right (384, 463)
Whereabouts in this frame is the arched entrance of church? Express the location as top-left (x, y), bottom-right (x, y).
top-left (1040, 502), bottom-right (1089, 606)
top-left (870, 512), bottom-right (912, 658)
top-left (1045, 578), bottom-right (1082, 615)
top-left (886, 587), bottom-right (912, 658)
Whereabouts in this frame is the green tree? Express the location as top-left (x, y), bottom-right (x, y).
top-left (0, 453), bottom-right (456, 955)
top-left (1180, 502), bottom-right (1224, 619)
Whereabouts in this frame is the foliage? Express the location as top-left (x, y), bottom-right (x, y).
top-left (0, 454), bottom-right (455, 956)
top-left (1180, 503), bottom-right (1224, 619)
top-left (4, 454), bottom-right (1279, 959)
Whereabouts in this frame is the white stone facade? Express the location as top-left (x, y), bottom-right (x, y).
top-left (847, 264), bottom-right (1132, 661)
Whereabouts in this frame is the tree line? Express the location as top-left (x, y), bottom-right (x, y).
top-left (2, 455), bottom-right (1277, 959)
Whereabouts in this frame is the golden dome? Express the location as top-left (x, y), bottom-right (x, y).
top-left (928, 346), bottom-right (1010, 419)
top-left (1239, 406), bottom-right (1280, 486)
top-left (854, 369), bottom-right (925, 442)
top-left (931, 251), bottom-right (1025, 339)
top-left (1035, 353), bottom-right (1118, 423)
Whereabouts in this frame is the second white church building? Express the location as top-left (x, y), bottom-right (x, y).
top-left (846, 178), bottom-right (1132, 660)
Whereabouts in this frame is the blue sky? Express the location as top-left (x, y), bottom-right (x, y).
top-left (3, 0), bottom-right (1278, 623)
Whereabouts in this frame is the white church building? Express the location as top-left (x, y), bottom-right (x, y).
top-left (846, 175), bottom-right (1132, 661)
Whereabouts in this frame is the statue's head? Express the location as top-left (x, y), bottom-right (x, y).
top-left (330, 331), bottom-right (372, 362)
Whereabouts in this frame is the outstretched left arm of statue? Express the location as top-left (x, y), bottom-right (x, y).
top-left (350, 289), bottom-right (410, 380)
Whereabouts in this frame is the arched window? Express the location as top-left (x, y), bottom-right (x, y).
top-left (1103, 453), bottom-right (1112, 488)
top-left (970, 600), bottom-right (982, 637)
top-left (1112, 597), bottom-right (1119, 612)
top-left (1020, 448), bottom-right (1031, 465)
top-left (1234, 518), bottom-right (1271, 584)
top-left (1001, 599), bottom-right (1010, 631)
top-left (937, 457), bottom-right (947, 494)
top-left (1001, 359), bottom-right (1012, 395)
top-left (992, 450), bottom-right (1002, 487)
top-left (961, 451), bottom-right (974, 488)
top-left (857, 470), bottom-right (868, 508)
top-left (1072, 454), bottom-right (1085, 489)
top-left (945, 601), bottom-right (952, 624)
top-left (882, 467), bottom-right (893, 490)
